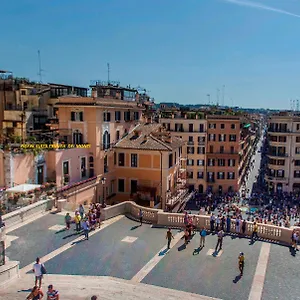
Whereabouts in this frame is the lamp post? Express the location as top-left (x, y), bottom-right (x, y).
top-left (101, 177), bottom-right (106, 208)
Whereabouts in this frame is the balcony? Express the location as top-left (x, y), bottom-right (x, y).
top-left (265, 175), bottom-right (288, 182)
top-left (267, 152), bottom-right (288, 157)
top-left (268, 128), bottom-right (290, 133)
top-left (187, 141), bottom-right (194, 145)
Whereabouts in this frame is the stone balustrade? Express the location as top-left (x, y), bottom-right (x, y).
top-left (102, 201), bottom-right (293, 246)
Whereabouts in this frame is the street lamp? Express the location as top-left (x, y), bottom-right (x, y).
top-left (101, 177), bottom-right (106, 208)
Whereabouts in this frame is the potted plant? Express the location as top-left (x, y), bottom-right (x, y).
top-left (46, 191), bottom-right (52, 196)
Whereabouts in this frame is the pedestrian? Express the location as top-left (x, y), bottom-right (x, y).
top-left (26, 286), bottom-right (44, 300)
top-left (79, 204), bottom-right (85, 219)
top-left (82, 218), bottom-right (90, 240)
top-left (74, 212), bottom-right (81, 232)
top-left (251, 222), bottom-right (259, 242)
top-left (215, 229), bottom-right (224, 252)
top-left (166, 228), bottom-right (174, 249)
top-left (242, 219), bottom-right (246, 235)
top-left (210, 213), bottom-right (215, 232)
top-left (184, 228), bottom-right (189, 245)
top-left (32, 258), bottom-right (46, 289)
top-left (65, 212), bottom-right (71, 230)
top-left (96, 205), bottom-right (101, 228)
top-left (226, 215), bottom-right (231, 233)
top-left (238, 252), bottom-right (245, 276)
top-left (200, 227), bottom-right (207, 248)
top-left (47, 284), bottom-right (59, 300)
top-left (139, 208), bottom-right (143, 226)
top-left (236, 217), bottom-right (241, 235)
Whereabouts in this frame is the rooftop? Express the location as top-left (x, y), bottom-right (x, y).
top-left (114, 123), bottom-right (184, 151)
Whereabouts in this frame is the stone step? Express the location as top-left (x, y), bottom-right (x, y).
top-left (0, 274), bottom-right (220, 300)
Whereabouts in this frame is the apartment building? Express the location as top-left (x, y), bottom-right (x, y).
top-left (113, 123), bottom-right (184, 209)
top-left (266, 113), bottom-right (300, 193)
top-left (159, 110), bottom-right (206, 193)
top-left (55, 83), bottom-right (146, 203)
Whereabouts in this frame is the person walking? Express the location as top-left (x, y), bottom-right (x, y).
top-left (65, 212), bottom-right (71, 230)
top-left (82, 218), bottom-right (90, 240)
top-left (238, 252), bottom-right (245, 276)
top-left (47, 284), bottom-right (59, 300)
top-left (166, 228), bottom-right (174, 249)
top-left (74, 212), bottom-right (81, 232)
top-left (215, 229), bottom-right (224, 252)
top-left (251, 222), bottom-right (259, 242)
top-left (200, 227), bottom-right (207, 248)
top-left (139, 208), bottom-right (143, 226)
top-left (79, 204), bottom-right (85, 219)
top-left (26, 286), bottom-right (44, 300)
top-left (210, 213), bottom-right (215, 232)
top-left (236, 217), bottom-right (241, 235)
top-left (242, 219), bottom-right (246, 235)
top-left (32, 258), bottom-right (46, 289)
top-left (226, 215), bottom-right (231, 233)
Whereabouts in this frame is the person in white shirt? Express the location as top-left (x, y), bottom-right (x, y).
top-left (32, 257), bottom-right (44, 288)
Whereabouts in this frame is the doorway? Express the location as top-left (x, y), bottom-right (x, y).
top-left (37, 165), bottom-right (44, 184)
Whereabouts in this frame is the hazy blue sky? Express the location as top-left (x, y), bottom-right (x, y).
top-left (1, 0), bottom-right (300, 109)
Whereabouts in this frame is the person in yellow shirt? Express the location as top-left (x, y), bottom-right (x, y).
top-left (74, 212), bottom-right (82, 232)
top-left (251, 222), bottom-right (259, 243)
top-left (238, 252), bottom-right (245, 276)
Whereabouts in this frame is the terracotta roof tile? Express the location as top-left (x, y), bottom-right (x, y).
top-left (114, 123), bottom-right (184, 151)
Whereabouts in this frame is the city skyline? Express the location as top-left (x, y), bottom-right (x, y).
top-left (1, 0), bottom-right (300, 109)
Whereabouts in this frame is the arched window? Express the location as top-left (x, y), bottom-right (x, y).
top-left (73, 130), bottom-right (83, 144)
top-left (103, 131), bottom-right (111, 150)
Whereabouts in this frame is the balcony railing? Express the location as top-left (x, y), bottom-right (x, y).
top-left (267, 153), bottom-right (288, 157)
top-left (265, 175), bottom-right (287, 182)
top-left (268, 128), bottom-right (290, 133)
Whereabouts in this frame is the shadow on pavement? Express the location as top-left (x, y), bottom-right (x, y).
top-left (71, 238), bottom-right (86, 245)
top-left (131, 225), bottom-right (141, 231)
top-left (233, 274), bottom-right (242, 283)
top-left (193, 246), bottom-right (203, 255)
top-left (159, 248), bottom-right (169, 256)
top-left (55, 228), bottom-right (67, 234)
top-left (178, 244), bottom-right (187, 251)
top-left (63, 232), bottom-right (82, 239)
top-left (212, 249), bottom-right (221, 257)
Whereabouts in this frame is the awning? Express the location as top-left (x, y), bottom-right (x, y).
top-left (6, 184), bottom-right (41, 193)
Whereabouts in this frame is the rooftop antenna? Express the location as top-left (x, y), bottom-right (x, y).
top-left (297, 99), bottom-right (299, 112)
top-left (216, 88), bottom-right (220, 106)
top-left (222, 85), bottom-right (225, 106)
top-left (293, 99), bottom-right (296, 111)
top-left (290, 99), bottom-right (293, 111)
top-left (37, 50), bottom-right (44, 84)
top-left (207, 94), bottom-right (210, 105)
top-left (107, 63), bottom-right (110, 84)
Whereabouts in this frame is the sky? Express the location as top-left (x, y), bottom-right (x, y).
top-left (1, 0), bottom-right (300, 109)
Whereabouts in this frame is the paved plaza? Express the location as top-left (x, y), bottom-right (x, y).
top-left (1, 212), bottom-right (300, 300)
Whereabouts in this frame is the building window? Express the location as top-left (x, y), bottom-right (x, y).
top-left (131, 154), bottom-right (138, 167)
top-left (198, 136), bottom-right (205, 143)
top-left (131, 180), bottom-right (138, 193)
top-left (207, 172), bottom-right (214, 182)
top-left (294, 170), bottom-right (300, 178)
top-left (102, 131), bottom-right (111, 150)
top-left (199, 124), bottom-right (204, 132)
top-left (227, 172), bottom-right (235, 179)
top-left (219, 134), bottom-right (226, 142)
top-left (21, 90), bottom-right (26, 95)
top-left (197, 159), bottom-right (205, 166)
top-left (133, 112), bottom-right (139, 120)
top-left (209, 123), bottom-right (216, 129)
top-left (209, 134), bottom-right (215, 141)
top-left (297, 124), bottom-right (300, 131)
top-left (220, 146), bottom-right (224, 153)
top-left (230, 146), bottom-right (234, 154)
top-left (115, 111), bottom-right (121, 121)
top-left (73, 130), bottom-right (83, 144)
top-left (228, 159), bottom-right (236, 167)
top-left (188, 136), bottom-right (193, 143)
top-left (295, 160), bottom-right (300, 166)
top-left (187, 171), bottom-right (194, 179)
top-left (229, 134), bottom-right (236, 142)
top-left (296, 137), bottom-right (300, 143)
top-left (218, 159), bottom-right (225, 167)
top-left (220, 124), bottom-right (225, 129)
top-left (296, 147), bottom-right (300, 154)
top-left (279, 136), bottom-right (286, 143)
top-left (209, 145), bottom-right (214, 153)
top-left (217, 172), bottom-right (225, 179)
top-left (71, 111), bottom-right (83, 121)
top-left (118, 153), bottom-right (125, 166)
top-left (187, 147), bottom-right (194, 154)
top-left (124, 111), bottom-right (131, 121)
top-left (197, 147), bottom-right (205, 154)
top-left (187, 159), bottom-right (194, 166)
top-left (277, 170), bottom-right (284, 178)
top-left (189, 124), bottom-right (194, 132)
top-left (118, 179), bottom-right (125, 192)
top-left (62, 161), bottom-right (70, 184)
top-left (208, 159), bottom-right (215, 167)
top-left (103, 112), bottom-right (111, 122)
top-left (114, 152), bottom-right (116, 165)
top-left (169, 154), bottom-right (173, 168)
top-left (104, 156), bottom-right (108, 173)
top-left (231, 124), bottom-right (235, 129)
top-left (81, 157), bottom-right (87, 178)
top-left (197, 171), bottom-right (204, 179)
top-left (116, 130), bottom-right (120, 141)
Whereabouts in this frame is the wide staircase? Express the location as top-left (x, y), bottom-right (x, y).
top-left (0, 274), bottom-right (219, 300)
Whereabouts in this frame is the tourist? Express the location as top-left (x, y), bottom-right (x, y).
top-left (238, 252), bottom-right (245, 276)
top-left (79, 204), bottom-right (85, 219)
top-left (82, 218), bottom-right (90, 240)
top-left (215, 229), bottom-right (224, 252)
top-left (199, 227), bottom-right (207, 248)
top-left (32, 257), bottom-right (46, 289)
top-left (74, 211), bottom-right (81, 232)
top-left (216, 214), bottom-right (220, 232)
top-left (235, 217), bottom-right (241, 235)
top-left (251, 222), bottom-right (259, 242)
top-left (242, 219), bottom-right (246, 235)
top-left (210, 213), bottom-right (215, 232)
top-left (184, 228), bottom-right (189, 245)
top-left (226, 215), bottom-right (231, 233)
top-left (139, 208), bottom-right (143, 226)
top-left (26, 286), bottom-right (44, 300)
top-left (47, 284), bottom-right (59, 300)
top-left (166, 228), bottom-right (174, 249)
top-left (96, 205), bottom-right (101, 228)
top-left (65, 212), bottom-right (71, 230)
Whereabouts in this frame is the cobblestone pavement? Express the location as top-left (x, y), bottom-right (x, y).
top-left (2, 214), bottom-right (300, 300)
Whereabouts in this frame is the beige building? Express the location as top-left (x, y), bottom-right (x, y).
top-left (159, 110), bottom-right (206, 193)
top-left (266, 113), bottom-right (300, 193)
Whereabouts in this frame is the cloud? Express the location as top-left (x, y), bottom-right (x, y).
top-left (222, 0), bottom-right (300, 18)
